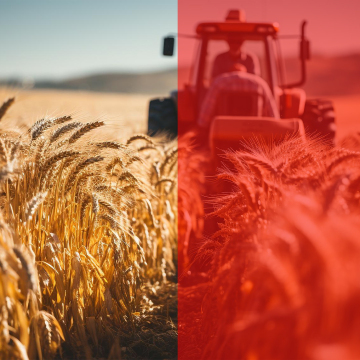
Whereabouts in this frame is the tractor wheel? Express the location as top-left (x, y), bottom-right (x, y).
top-left (148, 98), bottom-right (177, 138)
top-left (301, 99), bottom-right (336, 145)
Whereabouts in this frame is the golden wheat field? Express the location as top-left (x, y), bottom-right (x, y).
top-left (0, 88), bottom-right (151, 138)
top-left (2, 87), bottom-right (360, 360)
top-left (0, 89), bottom-right (178, 360)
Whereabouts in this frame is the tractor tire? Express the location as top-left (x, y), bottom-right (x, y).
top-left (148, 98), bottom-right (177, 138)
top-left (301, 99), bottom-right (336, 145)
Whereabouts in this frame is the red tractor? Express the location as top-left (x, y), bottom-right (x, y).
top-left (148, 9), bottom-right (336, 149)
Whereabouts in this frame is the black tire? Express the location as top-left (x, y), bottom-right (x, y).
top-left (148, 98), bottom-right (177, 138)
top-left (301, 99), bottom-right (336, 145)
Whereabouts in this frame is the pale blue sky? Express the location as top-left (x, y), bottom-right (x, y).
top-left (0, 0), bottom-right (177, 79)
top-left (1, 0), bottom-right (359, 80)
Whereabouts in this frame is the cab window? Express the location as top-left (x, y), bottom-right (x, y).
top-left (203, 38), bottom-right (270, 88)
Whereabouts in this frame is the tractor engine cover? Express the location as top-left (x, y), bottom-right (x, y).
top-left (209, 116), bottom-right (305, 156)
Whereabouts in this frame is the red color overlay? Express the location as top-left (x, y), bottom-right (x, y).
top-left (177, 2), bottom-right (360, 360)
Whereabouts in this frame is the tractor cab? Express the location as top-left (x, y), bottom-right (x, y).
top-left (187, 10), bottom-right (282, 110)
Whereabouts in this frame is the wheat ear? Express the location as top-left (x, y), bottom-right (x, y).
top-left (126, 134), bottom-right (154, 145)
top-left (50, 122), bottom-right (82, 142)
top-left (68, 121), bottom-right (105, 144)
top-left (0, 97), bottom-right (15, 121)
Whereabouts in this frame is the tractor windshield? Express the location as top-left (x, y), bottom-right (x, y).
top-left (203, 38), bottom-right (270, 88)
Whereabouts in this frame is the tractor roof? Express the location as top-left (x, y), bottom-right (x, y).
top-left (196, 9), bottom-right (279, 37)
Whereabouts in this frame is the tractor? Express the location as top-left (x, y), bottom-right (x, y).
top-left (148, 9), bottom-right (336, 150)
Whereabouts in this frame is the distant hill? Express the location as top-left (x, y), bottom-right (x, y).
top-left (1, 69), bottom-right (177, 95)
top-left (36, 69), bottom-right (177, 95)
top-left (1, 53), bottom-right (359, 97)
top-left (285, 53), bottom-right (360, 97)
